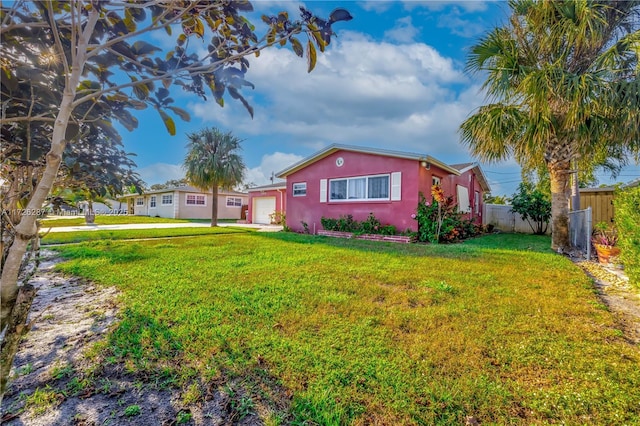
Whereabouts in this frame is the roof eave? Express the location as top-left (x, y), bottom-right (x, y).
top-left (276, 143), bottom-right (461, 177)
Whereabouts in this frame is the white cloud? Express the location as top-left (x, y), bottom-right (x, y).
top-left (437, 8), bottom-right (487, 38)
top-left (384, 16), bottom-right (421, 43)
top-left (138, 163), bottom-right (184, 186)
top-left (245, 152), bottom-right (304, 186)
top-left (403, 1), bottom-right (489, 13)
top-left (192, 33), bottom-right (470, 157)
top-left (358, 1), bottom-right (394, 13)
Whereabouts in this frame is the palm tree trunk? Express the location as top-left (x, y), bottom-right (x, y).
top-left (549, 162), bottom-right (571, 251)
top-left (211, 185), bottom-right (218, 227)
top-left (570, 160), bottom-right (580, 212)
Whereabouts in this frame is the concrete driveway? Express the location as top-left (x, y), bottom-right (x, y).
top-left (44, 222), bottom-right (283, 233)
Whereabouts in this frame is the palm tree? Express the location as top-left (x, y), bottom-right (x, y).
top-left (184, 128), bottom-right (245, 227)
top-left (460, 0), bottom-right (640, 251)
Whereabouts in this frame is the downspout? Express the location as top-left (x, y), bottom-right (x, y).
top-left (277, 188), bottom-right (284, 226)
top-left (470, 172), bottom-right (475, 219)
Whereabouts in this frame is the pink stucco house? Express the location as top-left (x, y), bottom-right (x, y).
top-left (247, 182), bottom-right (287, 224)
top-left (276, 144), bottom-right (490, 234)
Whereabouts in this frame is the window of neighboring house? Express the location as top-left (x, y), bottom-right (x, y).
top-left (186, 194), bottom-right (206, 206)
top-left (432, 176), bottom-right (441, 186)
top-left (136, 197), bottom-right (144, 206)
top-left (149, 196), bottom-right (157, 208)
top-left (226, 197), bottom-right (242, 207)
top-left (293, 182), bottom-right (307, 197)
top-left (329, 174), bottom-right (390, 201)
top-left (161, 194), bottom-right (173, 205)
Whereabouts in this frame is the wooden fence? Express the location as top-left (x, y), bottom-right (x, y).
top-left (573, 188), bottom-right (615, 226)
top-left (483, 204), bottom-right (551, 235)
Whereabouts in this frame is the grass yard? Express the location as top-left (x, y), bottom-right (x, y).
top-left (53, 233), bottom-right (640, 425)
top-left (41, 215), bottom-right (209, 227)
top-left (41, 226), bottom-right (252, 245)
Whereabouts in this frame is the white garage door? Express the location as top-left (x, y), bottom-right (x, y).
top-left (253, 197), bottom-right (276, 224)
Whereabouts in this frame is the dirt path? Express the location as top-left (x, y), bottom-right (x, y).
top-left (575, 261), bottom-right (640, 344)
top-left (1, 252), bottom-right (638, 425)
top-left (1, 252), bottom-right (266, 425)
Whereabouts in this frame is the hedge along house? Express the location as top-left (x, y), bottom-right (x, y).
top-left (119, 185), bottom-right (248, 220)
top-left (277, 144), bottom-right (490, 234)
top-left (247, 182), bottom-right (287, 224)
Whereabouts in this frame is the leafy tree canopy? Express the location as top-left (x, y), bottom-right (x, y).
top-left (149, 178), bottom-right (190, 191)
top-left (0, 0), bottom-right (352, 398)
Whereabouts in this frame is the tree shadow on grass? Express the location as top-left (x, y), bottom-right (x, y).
top-left (3, 305), bottom-right (280, 425)
top-left (56, 242), bottom-right (147, 264)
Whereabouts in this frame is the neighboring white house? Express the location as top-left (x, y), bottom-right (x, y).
top-left (119, 186), bottom-right (248, 220)
top-left (77, 199), bottom-right (128, 214)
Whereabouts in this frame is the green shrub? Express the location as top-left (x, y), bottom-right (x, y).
top-left (320, 213), bottom-right (397, 235)
top-left (415, 192), bottom-right (482, 243)
top-left (510, 183), bottom-right (551, 235)
top-left (614, 186), bottom-right (640, 287)
top-left (320, 217), bottom-right (338, 231)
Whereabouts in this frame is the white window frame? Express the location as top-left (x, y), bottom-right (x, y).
top-left (226, 196), bottom-right (243, 207)
top-left (149, 196), bottom-right (157, 208)
top-left (432, 176), bottom-right (441, 186)
top-left (161, 194), bottom-right (173, 206)
top-left (135, 197), bottom-right (144, 206)
top-left (329, 174), bottom-right (390, 202)
top-left (292, 182), bottom-right (307, 197)
top-left (186, 194), bottom-right (206, 206)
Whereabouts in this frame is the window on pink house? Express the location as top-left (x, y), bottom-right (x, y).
top-left (293, 182), bottom-right (307, 196)
top-left (329, 174), bottom-right (389, 201)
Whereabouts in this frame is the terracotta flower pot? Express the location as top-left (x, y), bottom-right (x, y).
top-left (594, 244), bottom-right (621, 264)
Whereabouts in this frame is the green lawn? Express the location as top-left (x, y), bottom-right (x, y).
top-left (41, 215), bottom-right (209, 227)
top-left (53, 233), bottom-right (640, 425)
top-left (41, 226), bottom-right (252, 245)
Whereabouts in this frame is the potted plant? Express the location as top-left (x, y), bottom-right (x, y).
top-left (591, 222), bottom-right (620, 264)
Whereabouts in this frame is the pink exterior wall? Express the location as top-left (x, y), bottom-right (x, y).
top-left (247, 188), bottom-right (286, 224)
top-left (285, 151), bottom-right (422, 233)
top-left (440, 170), bottom-right (484, 223)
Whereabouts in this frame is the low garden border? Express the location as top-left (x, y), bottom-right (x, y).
top-left (317, 230), bottom-right (411, 243)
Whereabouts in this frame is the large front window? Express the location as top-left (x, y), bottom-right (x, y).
top-left (329, 175), bottom-right (389, 201)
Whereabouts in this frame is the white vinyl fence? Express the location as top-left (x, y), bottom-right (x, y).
top-left (483, 204), bottom-right (551, 235)
top-left (484, 204), bottom-right (593, 256)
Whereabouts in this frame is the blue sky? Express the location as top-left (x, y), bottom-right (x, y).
top-left (121, 1), bottom-right (639, 196)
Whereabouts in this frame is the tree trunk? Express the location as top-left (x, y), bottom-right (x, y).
top-left (211, 185), bottom-right (219, 227)
top-left (570, 160), bottom-right (580, 212)
top-left (1, 6), bottom-right (97, 329)
top-left (1, 6), bottom-right (99, 400)
top-left (0, 284), bottom-right (37, 406)
top-left (549, 162), bottom-right (571, 252)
